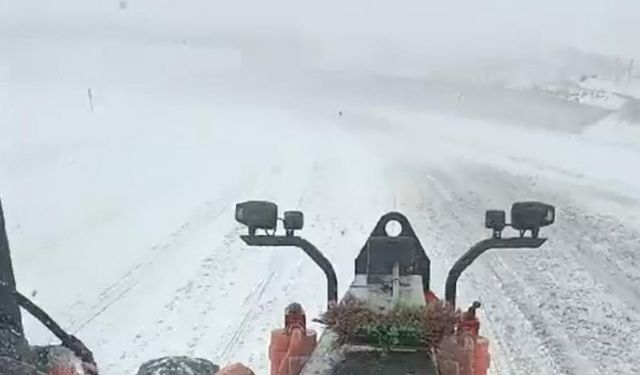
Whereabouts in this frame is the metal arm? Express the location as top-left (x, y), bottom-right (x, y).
top-left (240, 235), bottom-right (338, 308)
top-left (0, 198), bottom-right (31, 361)
top-left (14, 291), bottom-right (95, 366)
top-left (0, 198), bottom-right (94, 368)
top-left (445, 237), bottom-right (547, 308)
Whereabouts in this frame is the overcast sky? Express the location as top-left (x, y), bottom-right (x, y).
top-left (2, 1), bottom-right (639, 68)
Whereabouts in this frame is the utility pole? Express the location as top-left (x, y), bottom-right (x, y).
top-left (88, 88), bottom-right (94, 113)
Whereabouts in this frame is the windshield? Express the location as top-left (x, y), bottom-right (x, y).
top-left (2, 2), bottom-right (640, 375)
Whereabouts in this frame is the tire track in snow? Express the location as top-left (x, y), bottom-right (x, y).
top-left (67, 200), bottom-right (232, 334)
top-left (574, 247), bottom-right (640, 309)
top-left (437, 165), bottom-right (640, 375)
top-left (218, 271), bottom-right (276, 363)
top-left (115, 225), bottom-right (248, 368)
top-left (390, 164), bottom-right (596, 375)
top-left (210, 160), bottom-right (332, 370)
top-left (562, 207), bottom-right (640, 310)
top-left (417, 180), bottom-right (562, 375)
top-left (441, 170), bottom-right (607, 375)
top-left (65, 161), bottom-right (269, 337)
top-left (447, 203), bottom-right (594, 375)
top-left (106, 159), bottom-right (294, 373)
top-left (116, 156), bottom-right (321, 373)
top-left (388, 165), bottom-right (549, 374)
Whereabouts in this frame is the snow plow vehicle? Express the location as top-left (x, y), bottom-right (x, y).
top-left (0, 197), bottom-right (555, 375)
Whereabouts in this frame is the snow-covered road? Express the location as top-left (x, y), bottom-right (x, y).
top-left (3, 28), bottom-right (640, 375)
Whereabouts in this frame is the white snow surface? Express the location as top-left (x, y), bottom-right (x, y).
top-left (3, 3), bottom-right (640, 375)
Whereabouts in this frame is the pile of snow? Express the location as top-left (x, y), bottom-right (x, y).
top-left (575, 76), bottom-right (640, 149)
top-left (534, 82), bottom-right (626, 110)
top-left (580, 75), bottom-right (640, 98)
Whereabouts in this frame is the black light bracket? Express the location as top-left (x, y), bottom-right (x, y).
top-left (236, 202), bottom-right (337, 309)
top-left (446, 201), bottom-right (556, 308)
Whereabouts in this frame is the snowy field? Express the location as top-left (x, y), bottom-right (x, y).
top-left (3, 2), bottom-right (640, 375)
